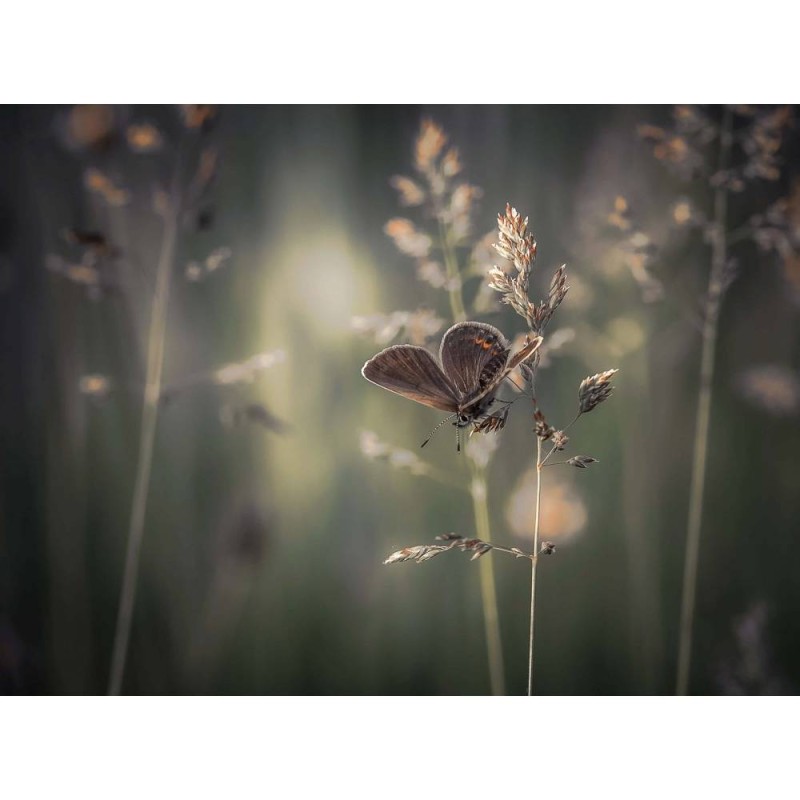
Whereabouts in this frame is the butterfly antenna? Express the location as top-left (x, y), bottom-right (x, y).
top-left (504, 374), bottom-right (534, 399)
top-left (421, 413), bottom-right (457, 448)
top-left (456, 424), bottom-right (461, 454)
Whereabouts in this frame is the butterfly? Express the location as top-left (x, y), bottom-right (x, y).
top-left (362, 321), bottom-right (542, 449)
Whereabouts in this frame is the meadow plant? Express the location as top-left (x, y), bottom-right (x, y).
top-left (612, 105), bottom-right (796, 694)
top-left (49, 105), bottom-right (285, 694)
top-left (368, 163), bottom-right (619, 694)
top-left (357, 120), bottom-right (510, 693)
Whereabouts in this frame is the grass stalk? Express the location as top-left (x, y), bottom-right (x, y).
top-left (440, 221), bottom-right (504, 695)
top-left (108, 159), bottom-right (183, 696)
top-left (675, 108), bottom-right (732, 695)
top-left (470, 467), bottom-right (506, 695)
top-left (528, 436), bottom-right (542, 696)
top-left (439, 219), bottom-right (467, 323)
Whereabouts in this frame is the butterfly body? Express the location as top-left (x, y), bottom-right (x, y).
top-left (362, 321), bottom-right (542, 436)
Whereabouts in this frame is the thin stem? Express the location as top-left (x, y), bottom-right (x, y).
top-left (676, 107), bottom-right (732, 696)
top-left (439, 218), bottom-right (467, 323)
top-left (542, 442), bottom-right (559, 465)
top-left (480, 542), bottom-right (535, 560)
top-left (437, 214), bottom-right (503, 695)
top-left (470, 467), bottom-right (506, 696)
top-left (108, 157), bottom-right (183, 696)
top-left (528, 437), bottom-right (543, 696)
top-left (540, 411), bottom-right (582, 467)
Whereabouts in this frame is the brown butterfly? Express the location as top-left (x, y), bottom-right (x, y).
top-left (362, 321), bottom-right (542, 449)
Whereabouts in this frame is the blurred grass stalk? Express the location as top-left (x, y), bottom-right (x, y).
top-left (469, 467), bottom-right (505, 695)
top-left (107, 156), bottom-right (183, 696)
top-left (676, 108), bottom-right (733, 695)
top-left (441, 233), bottom-right (506, 696)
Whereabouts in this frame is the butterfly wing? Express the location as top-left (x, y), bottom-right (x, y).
top-left (507, 334), bottom-right (543, 371)
top-left (362, 344), bottom-right (461, 412)
top-left (439, 322), bottom-right (511, 405)
top-left (468, 333), bottom-right (544, 405)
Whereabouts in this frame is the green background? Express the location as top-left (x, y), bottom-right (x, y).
top-left (1, 105), bottom-right (798, 694)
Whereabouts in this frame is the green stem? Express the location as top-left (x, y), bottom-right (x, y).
top-left (108, 155), bottom-right (183, 695)
top-left (439, 218), bottom-right (467, 323)
top-left (528, 437), bottom-right (543, 696)
top-left (470, 467), bottom-right (506, 696)
top-left (437, 213), bottom-right (504, 694)
top-left (675, 107), bottom-right (732, 696)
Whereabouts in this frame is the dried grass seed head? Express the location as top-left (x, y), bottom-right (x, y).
top-left (384, 545), bottom-right (450, 565)
top-left (351, 309), bottom-right (444, 346)
top-left (534, 409), bottom-right (555, 440)
top-left (414, 119), bottom-right (448, 174)
top-left (384, 218), bottom-right (432, 258)
top-left (390, 175), bottom-right (426, 207)
top-left (567, 455), bottom-right (599, 469)
top-left (489, 204), bottom-right (570, 334)
top-left (578, 369), bottom-right (618, 413)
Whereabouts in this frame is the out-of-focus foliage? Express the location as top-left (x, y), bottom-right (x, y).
top-left (1, 106), bottom-right (799, 695)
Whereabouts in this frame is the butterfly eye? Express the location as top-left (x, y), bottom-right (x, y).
top-left (485, 334), bottom-right (495, 343)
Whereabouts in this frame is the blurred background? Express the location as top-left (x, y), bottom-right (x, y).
top-left (1, 105), bottom-right (798, 695)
